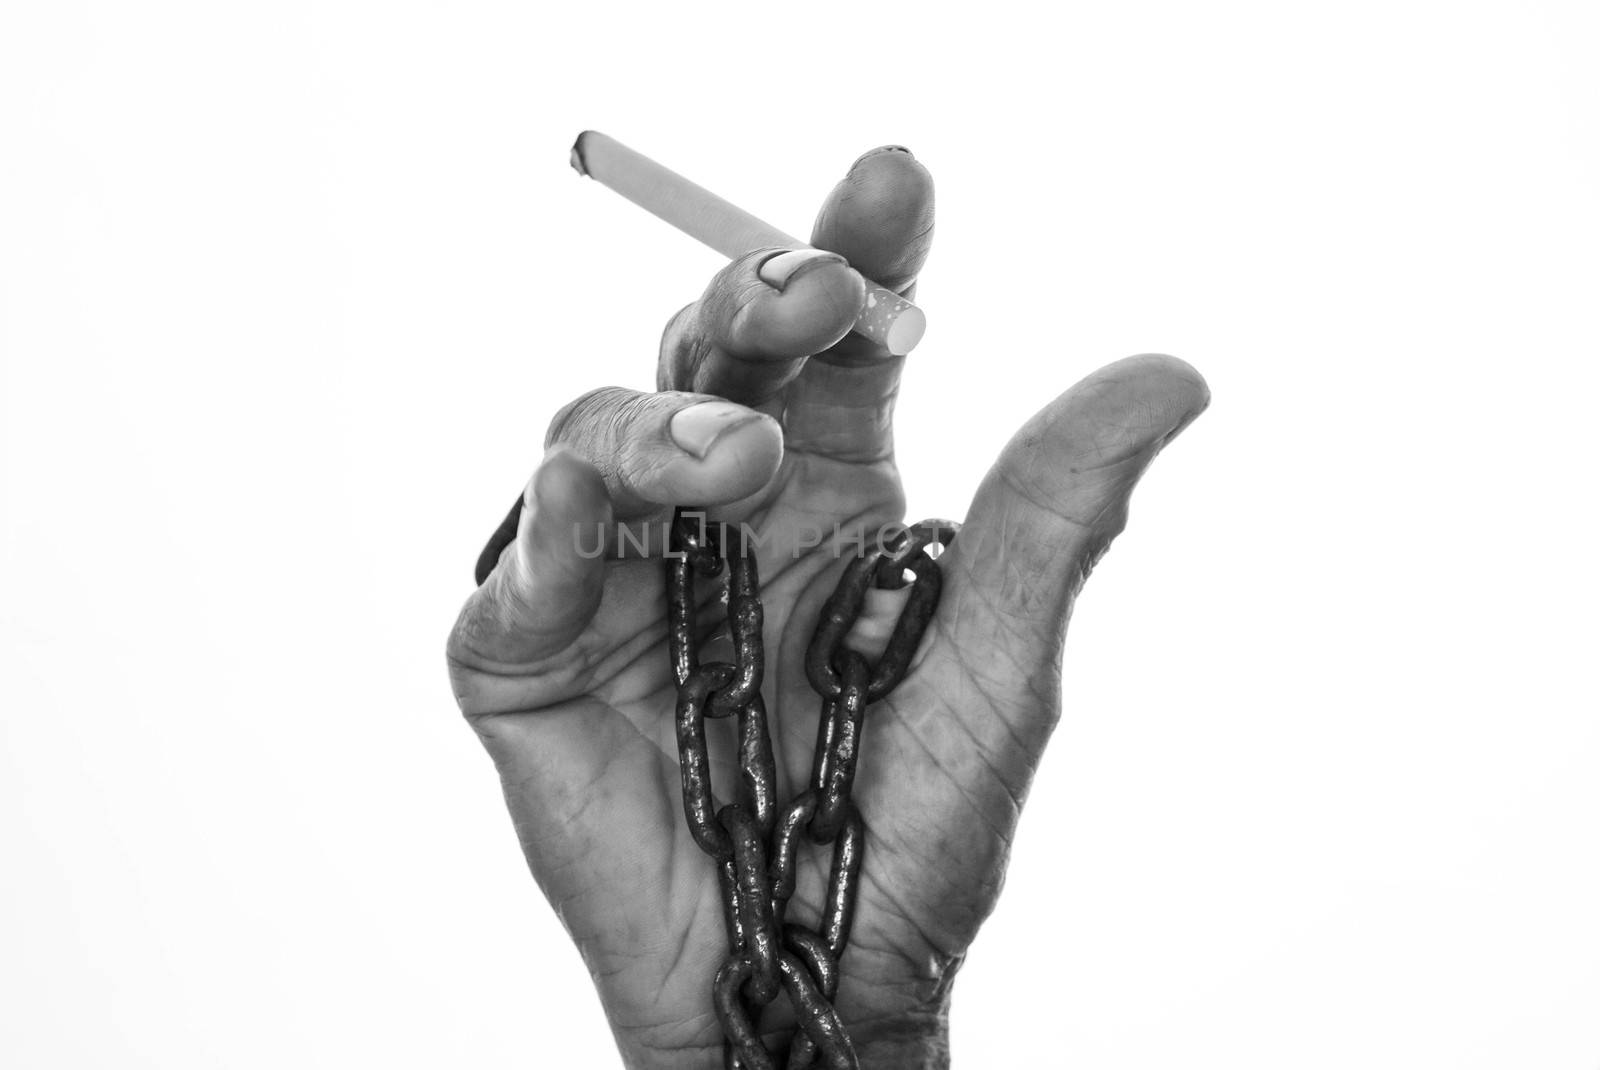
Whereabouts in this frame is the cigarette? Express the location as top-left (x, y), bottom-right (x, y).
top-left (570, 130), bottom-right (927, 357)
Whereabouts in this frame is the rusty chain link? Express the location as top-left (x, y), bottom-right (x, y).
top-left (667, 508), bottom-right (958, 1070)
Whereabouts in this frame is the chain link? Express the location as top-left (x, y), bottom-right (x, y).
top-left (667, 509), bottom-right (957, 1069)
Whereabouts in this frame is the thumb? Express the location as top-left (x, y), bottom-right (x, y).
top-left (930, 354), bottom-right (1210, 752)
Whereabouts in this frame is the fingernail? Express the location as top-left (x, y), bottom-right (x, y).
top-left (670, 401), bottom-right (764, 459)
top-left (757, 248), bottom-right (846, 291)
top-left (852, 145), bottom-right (913, 168)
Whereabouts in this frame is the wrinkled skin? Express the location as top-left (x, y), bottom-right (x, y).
top-left (447, 146), bottom-right (1209, 1069)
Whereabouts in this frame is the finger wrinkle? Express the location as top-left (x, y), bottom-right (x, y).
top-left (944, 528), bottom-right (1074, 629)
top-left (995, 465), bottom-right (1121, 538)
top-left (917, 627), bottom-right (1049, 764)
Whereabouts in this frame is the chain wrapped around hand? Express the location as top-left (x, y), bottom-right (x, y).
top-left (666, 508), bottom-right (958, 1070)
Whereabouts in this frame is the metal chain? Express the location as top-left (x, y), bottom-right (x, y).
top-left (666, 508), bottom-right (958, 1070)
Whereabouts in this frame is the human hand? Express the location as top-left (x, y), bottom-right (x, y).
top-left (446, 145), bottom-right (1209, 1069)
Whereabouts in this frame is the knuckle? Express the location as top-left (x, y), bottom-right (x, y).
top-left (545, 386), bottom-right (633, 450)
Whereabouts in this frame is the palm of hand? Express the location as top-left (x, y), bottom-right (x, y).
top-left (458, 447), bottom-right (1038, 1060)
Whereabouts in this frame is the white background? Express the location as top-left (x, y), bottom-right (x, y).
top-left (3, 1), bottom-right (1597, 1066)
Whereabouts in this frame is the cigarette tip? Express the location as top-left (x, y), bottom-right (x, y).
top-left (569, 131), bottom-right (597, 177)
